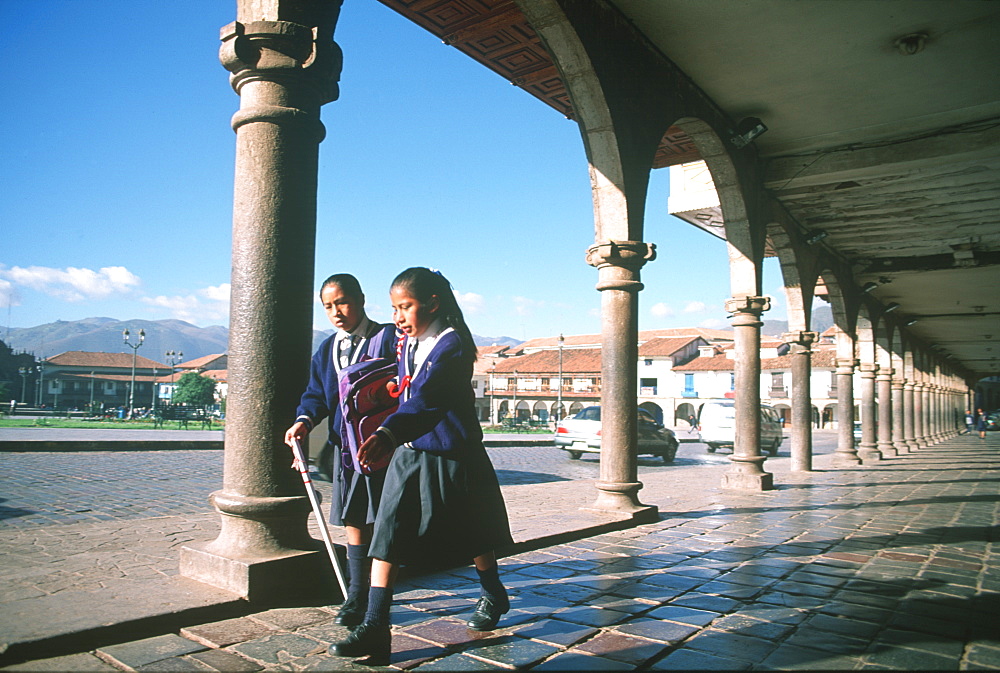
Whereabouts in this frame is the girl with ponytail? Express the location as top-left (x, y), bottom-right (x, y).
top-left (331, 267), bottom-right (513, 665)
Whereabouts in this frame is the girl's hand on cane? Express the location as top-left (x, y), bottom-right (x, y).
top-left (284, 421), bottom-right (309, 468)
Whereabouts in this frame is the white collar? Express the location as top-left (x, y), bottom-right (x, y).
top-left (338, 315), bottom-right (372, 340)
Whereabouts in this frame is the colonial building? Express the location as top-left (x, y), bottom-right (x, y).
top-left (157, 353), bottom-right (229, 404)
top-left (38, 351), bottom-right (170, 411)
top-left (484, 327), bottom-right (856, 429)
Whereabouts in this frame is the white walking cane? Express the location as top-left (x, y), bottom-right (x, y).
top-left (290, 437), bottom-right (348, 600)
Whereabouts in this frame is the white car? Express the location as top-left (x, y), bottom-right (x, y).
top-left (698, 399), bottom-right (784, 456)
top-left (554, 405), bottom-right (679, 462)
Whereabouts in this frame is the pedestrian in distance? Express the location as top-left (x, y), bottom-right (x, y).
top-left (687, 414), bottom-right (699, 434)
top-left (332, 267), bottom-right (513, 666)
top-left (284, 273), bottom-right (396, 628)
top-left (963, 409), bottom-right (975, 435)
top-left (975, 408), bottom-right (988, 439)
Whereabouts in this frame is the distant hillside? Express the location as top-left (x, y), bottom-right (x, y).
top-left (6, 318), bottom-right (521, 364)
top-left (761, 305), bottom-right (834, 337)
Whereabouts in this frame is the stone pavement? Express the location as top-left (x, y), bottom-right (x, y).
top-left (1, 432), bottom-right (999, 670)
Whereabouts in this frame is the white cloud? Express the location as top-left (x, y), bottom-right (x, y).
top-left (142, 284), bottom-right (230, 324)
top-left (512, 296), bottom-right (543, 317)
top-left (683, 301), bottom-right (706, 313)
top-left (0, 265), bottom-right (140, 302)
top-left (700, 318), bottom-right (726, 329)
top-left (0, 278), bottom-right (20, 307)
top-left (455, 291), bottom-right (485, 314)
top-left (650, 302), bottom-right (674, 318)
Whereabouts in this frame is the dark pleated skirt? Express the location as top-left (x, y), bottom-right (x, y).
top-left (330, 443), bottom-right (385, 527)
top-left (368, 443), bottom-right (513, 568)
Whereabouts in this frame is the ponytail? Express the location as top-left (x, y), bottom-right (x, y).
top-left (391, 267), bottom-right (477, 362)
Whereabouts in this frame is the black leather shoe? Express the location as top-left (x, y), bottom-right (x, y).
top-left (334, 596), bottom-right (367, 628)
top-left (330, 622), bottom-right (391, 665)
top-left (466, 595), bottom-right (510, 631)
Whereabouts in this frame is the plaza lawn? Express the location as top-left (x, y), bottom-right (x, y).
top-left (0, 418), bottom-right (222, 430)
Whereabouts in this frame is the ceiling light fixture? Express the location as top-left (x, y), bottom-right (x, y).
top-left (861, 282), bottom-right (878, 294)
top-left (884, 302), bottom-right (901, 313)
top-left (731, 117), bottom-right (768, 149)
top-left (805, 230), bottom-right (829, 245)
top-left (905, 318), bottom-right (918, 327)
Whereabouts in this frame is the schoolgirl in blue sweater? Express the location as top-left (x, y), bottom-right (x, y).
top-left (332, 267), bottom-right (513, 664)
top-left (284, 273), bottom-right (395, 627)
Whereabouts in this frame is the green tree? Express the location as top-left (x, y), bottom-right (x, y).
top-left (172, 372), bottom-right (217, 406)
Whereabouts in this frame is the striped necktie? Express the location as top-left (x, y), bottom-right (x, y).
top-left (407, 340), bottom-right (417, 376)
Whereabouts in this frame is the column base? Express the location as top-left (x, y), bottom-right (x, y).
top-left (878, 444), bottom-right (898, 457)
top-left (720, 471), bottom-right (774, 491)
top-left (858, 448), bottom-right (883, 464)
top-left (586, 482), bottom-right (658, 522)
top-left (180, 541), bottom-right (341, 605)
top-left (831, 451), bottom-right (862, 467)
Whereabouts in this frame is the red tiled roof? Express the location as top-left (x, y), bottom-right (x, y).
top-left (637, 336), bottom-right (703, 357)
top-left (517, 327), bottom-right (733, 351)
top-left (488, 348), bottom-right (601, 374)
top-left (477, 345), bottom-right (510, 357)
top-left (46, 351), bottom-right (169, 368)
top-left (673, 349), bottom-right (837, 372)
top-left (178, 353), bottom-right (227, 369)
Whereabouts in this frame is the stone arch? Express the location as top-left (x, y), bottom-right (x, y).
top-left (772, 403), bottom-right (791, 426)
top-left (639, 401), bottom-right (663, 425)
top-left (675, 402), bottom-right (697, 427)
top-left (551, 401), bottom-right (566, 422)
top-left (532, 400), bottom-right (549, 421)
top-left (568, 401), bottom-right (585, 416)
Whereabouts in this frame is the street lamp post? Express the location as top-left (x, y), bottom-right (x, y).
top-left (165, 350), bottom-right (183, 403)
top-left (123, 328), bottom-right (145, 418)
top-left (557, 333), bottom-right (564, 425)
top-left (18, 367), bottom-right (30, 411)
top-left (512, 369), bottom-right (518, 424)
top-left (36, 364), bottom-right (45, 408)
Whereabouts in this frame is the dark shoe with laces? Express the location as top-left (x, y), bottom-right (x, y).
top-left (334, 596), bottom-right (367, 628)
top-left (330, 621), bottom-right (391, 665)
top-left (466, 595), bottom-right (510, 631)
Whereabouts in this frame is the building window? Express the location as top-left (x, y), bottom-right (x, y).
top-left (640, 378), bottom-right (657, 396)
top-left (683, 373), bottom-right (696, 397)
top-left (644, 359), bottom-right (653, 366)
top-left (729, 373), bottom-right (735, 391)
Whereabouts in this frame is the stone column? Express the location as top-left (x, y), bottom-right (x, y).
top-left (930, 384), bottom-right (941, 441)
top-left (904, 379), bottom-right (917, 451)
top-left (722, 296), bottom-right (773, 491)
top-left (585, 241), bottom-right (657, 520)
top-left (832, 358), bottom-right (861, 466)
top-left (784, 331), bottom-right (817, 472)
top-left (181, 6), bottom-right (344, 603)
top-left (877, 368), bottom-right (896, 457)
top-left (857, 363), bottom-right (882, 463)
top-left (914, 381), bottom-right (927, 447)
top-left (891, 376), bottom-right (906, 454)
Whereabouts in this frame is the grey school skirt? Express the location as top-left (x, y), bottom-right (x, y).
top-left (368, 442), bottom-right (513, 568)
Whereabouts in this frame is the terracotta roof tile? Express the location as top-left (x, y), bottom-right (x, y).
top-left (637, 336), bottom-right (703, 357)
top-left (46, 351), bottom-right (169, 368)
top-left (489, 348), bottom-right (601, 374)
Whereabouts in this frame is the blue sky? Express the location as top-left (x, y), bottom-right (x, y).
top-left (1, 0), bottom-right (785, 342)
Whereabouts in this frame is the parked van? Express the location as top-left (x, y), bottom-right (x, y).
top-left (697, 399), bottom-right (784, 456)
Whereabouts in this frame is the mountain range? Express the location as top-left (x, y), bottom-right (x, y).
top-left (2, 317), bottom-right (522, 364)
top-left (3, 307), bottom-right (832, 364)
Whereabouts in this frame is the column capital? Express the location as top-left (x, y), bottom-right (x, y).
top-left (876, 368), bottom-right (894, 380)
top-left (782, 331), bottom-right (818, 347)
top-left (585, 240), bottom-right (656, 271)
top-left (725, 295), bottom-right (771, 315)
top-left (586, 240), bottom-right (656, 292)
top-left (859, 362), bottom-right (879, 376)
top-left (220, 19), bottom-right (342, 104)
top-left (836, 358), bottom-right (858, 373)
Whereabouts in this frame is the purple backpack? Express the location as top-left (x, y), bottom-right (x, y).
top-left (336, 332), bottom-right (402, 474)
